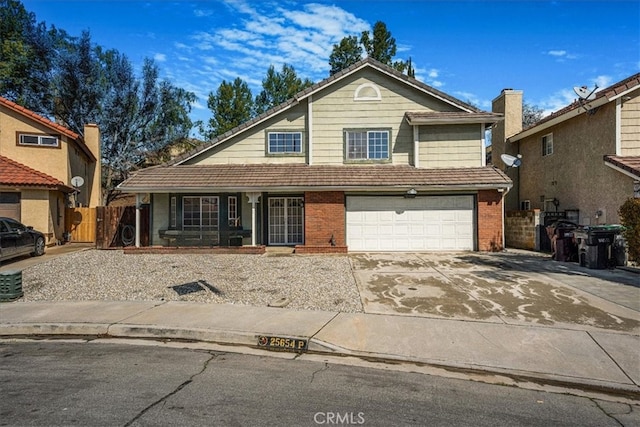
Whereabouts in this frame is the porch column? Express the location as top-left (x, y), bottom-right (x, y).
top-left (246, 192), bottom-right (261, 246)
top-left (135, 193), bottom-right (142, 247)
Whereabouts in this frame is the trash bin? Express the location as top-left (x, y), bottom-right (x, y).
top-left (0, 270), bottom-right (23, 302)
top-left (548, 221), bottom-right (578, 262)
top-left (575, 225), bottom-right (625, 269)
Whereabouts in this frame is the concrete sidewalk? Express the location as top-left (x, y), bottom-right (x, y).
top-left (1, 300), bottom-right (638, 400)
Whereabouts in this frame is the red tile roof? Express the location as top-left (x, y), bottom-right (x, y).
top-left (119, 164), bottom-right (511, 192)
top-left (0, 155), bottom-right (73, 192)
top-left (604, 155), bottom-right (640, 179)
top-left (0, 96), bottom-right (79, 140)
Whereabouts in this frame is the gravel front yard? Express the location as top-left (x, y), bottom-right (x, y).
top-left (18, 249), bottom-right (364, 313)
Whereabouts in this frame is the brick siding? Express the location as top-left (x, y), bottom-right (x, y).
top-left (477, 190), bottom-right (504, 251)
top-left (302, 191), bottom-right (346, 251)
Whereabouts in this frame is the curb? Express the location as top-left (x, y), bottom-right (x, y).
top-left (2, 323), bottom-right (639, 401)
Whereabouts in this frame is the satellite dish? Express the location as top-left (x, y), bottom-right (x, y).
top-left (573, 85), bottom-right (598, 101)
top-left (71, 176), bottom-right (84, 188)
top-left (501, 154), bottom-right (522, 168)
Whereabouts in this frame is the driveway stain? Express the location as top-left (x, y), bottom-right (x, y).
top-left (355, 260), bottom-right (640, 332)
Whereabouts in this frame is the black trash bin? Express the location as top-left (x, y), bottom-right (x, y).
top-left (548, 220), bottom-right (578, 262)
top-left (575, 225), bottom-right (625, 269)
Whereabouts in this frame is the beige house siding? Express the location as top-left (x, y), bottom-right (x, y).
top-left (0, 106), bottom-right (71, 182)
top-left (518, 102), bottom-right (631, 224)
top-left (306, 69), bottom-right (459, 166)
top-left (190, 103), bottom-right (308, 165)
top-left (620, 88), bottom-right (640, 155)
top-left (418, 124), bottom-right (483, 168)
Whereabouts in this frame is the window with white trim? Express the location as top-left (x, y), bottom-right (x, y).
top-left (18, 133), bottom-right (59, 147)
top-left (183, 196), bottom-right (219, 230)
top-left (267, 131), bottom-right (302, 154)
top-left (170, 197), bottom-right (177, 228)
top-left (542, 133), bottom-right (553, 156)
top-left (345, 129), bottom-right (390, 161)
top-left (228, 196), bottom-right (238, 227)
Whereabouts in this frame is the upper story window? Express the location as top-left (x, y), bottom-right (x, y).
top-left (542, 133), bottom-right (553, 156)
top-left (267, 131), bottom-right (303, 155)
top-left (18, 133), bottom-right (59, 148)
top-left (345, 129), bottom-right (390, 161)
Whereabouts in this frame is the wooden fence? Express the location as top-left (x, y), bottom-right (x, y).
top-left (65, 207), bottom-right (96, 243)
top-left (65, 205), bottom-right (149, 248)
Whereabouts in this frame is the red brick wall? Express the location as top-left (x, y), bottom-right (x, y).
top-left (303, 191), bottom-right (346, 247)
top-left (477, 190), bottom-right (504, 251)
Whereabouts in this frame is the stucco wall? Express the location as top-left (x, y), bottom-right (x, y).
top-left (20, 189), bottom-right (56, 244)
top-left (517, 102), bottom-right (632, 225)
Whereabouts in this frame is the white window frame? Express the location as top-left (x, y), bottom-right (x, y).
top-left (228, 196), bottom-right (238, 227)
top-left (182, 196), bottom-right (219, 230)
top-left (267, 131), bottom-right (303, 154)
top-left (542, 133), bottom-right (553, 156)
top-left (18, 133), bottom-right (59, 147)
top-left (345, 129), bottom-right (390, 161)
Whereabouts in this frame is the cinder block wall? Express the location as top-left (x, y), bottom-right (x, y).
top-left (477, 189), bottom-right (504, 251)
top-left (297, 191), bottom-right (347, 253)
top-left (505, 209), bottom-right (540, 250)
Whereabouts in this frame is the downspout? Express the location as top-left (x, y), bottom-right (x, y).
top-left (135, 193), bottom-right (142, 247)
top-left (308, 94), bottom-right (313, 165)
top-left (501, 186), bottom-right (511, 251)
top-left (413, 125), bottom-right (420, 168)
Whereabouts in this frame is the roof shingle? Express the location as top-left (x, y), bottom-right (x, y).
top-left (119, 164), bottom-right (511, 192)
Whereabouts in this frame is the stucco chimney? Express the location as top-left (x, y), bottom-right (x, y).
top-left (83, 124), bottom-right (102, 207)
top-left (491, 89), bottom-right (523, 169)
top-left (492, 89), bottom-right (523, 211)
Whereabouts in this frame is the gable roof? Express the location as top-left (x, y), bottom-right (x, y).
top-left (0, 155), bottom-right (74, 192)
top-left (118, 164), bottom-right (511, 193)
top-left (0, 96), bottom-right (96, 162)
top-left (170, 57), bottom-right (486, 166)
top-left (510, 73), bottom-right (640, 142)
top-left (604, 155), bottom-right (640, 180)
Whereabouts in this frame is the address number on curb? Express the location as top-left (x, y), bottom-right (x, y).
top-left (258, 335), bottom-right (308, 352)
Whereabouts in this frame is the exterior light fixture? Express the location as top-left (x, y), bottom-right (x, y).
top-left (405, 188), bottom-right (417, 198)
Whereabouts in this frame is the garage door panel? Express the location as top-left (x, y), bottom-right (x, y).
top-left (346, 195), bottom-right (475, 251)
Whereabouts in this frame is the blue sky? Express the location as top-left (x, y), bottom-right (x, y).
top-left (22, 0), bottom-right (640, 126)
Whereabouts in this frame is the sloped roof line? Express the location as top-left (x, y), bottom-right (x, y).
top-left (604, 155), bottom-right (640, 180)
top-left (170, 57), bottom-right (484, 166)
top-left (0, 155), bottom-right (74, 192)
top-left (0, 96), bottom-right (79, 140)
top-left (512, 73), bottom-right (640, 140)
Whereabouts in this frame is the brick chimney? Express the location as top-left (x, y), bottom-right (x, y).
top-left (83, 124), bottom-right (102, 207)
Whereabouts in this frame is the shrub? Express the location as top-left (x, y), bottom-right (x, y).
top-left (618, 198), bottom-right (640, 262)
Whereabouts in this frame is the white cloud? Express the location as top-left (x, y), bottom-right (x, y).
top-left (154, 53), bottom-right (166, 62)
top-left (548, 50), bottom-right (567, 57)
top-left (194, 9), bottom-right (213, 17)
top-left (592, 75), bottom-right (612, 89)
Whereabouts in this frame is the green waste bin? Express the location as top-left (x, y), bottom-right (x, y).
top-left (0, 269), bottom-right (23, 302)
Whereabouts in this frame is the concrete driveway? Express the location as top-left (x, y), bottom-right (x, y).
top-left (350, 251), bottom-right (640, 333)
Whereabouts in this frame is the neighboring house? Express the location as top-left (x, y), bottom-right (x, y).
top-left (492, 73), bottom-right (640, 226)
top-left (118, 58), bottom-right (511, 253)
top-left (0, 97), bottom-right (101, 245)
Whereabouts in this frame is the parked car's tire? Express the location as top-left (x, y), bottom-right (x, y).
top-left (31, 236), bottom-right (45, 257)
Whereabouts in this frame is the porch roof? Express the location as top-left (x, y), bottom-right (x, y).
top-left (118, 164), bottom-right (512, 193)
top-left (0, 155), bottom-right (74, 192)
top-left (604, 155), bottom-right (640, 180)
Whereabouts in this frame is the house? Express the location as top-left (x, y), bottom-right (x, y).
top-left (492, 74), bottom-right (640, 230)
top-left (0, 97), bottom-right (101, 245)
top-left (118, 58), bottom-right (511, 253)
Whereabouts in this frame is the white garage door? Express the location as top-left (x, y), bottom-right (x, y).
top-left (346, 195), bottom-right (474, 251)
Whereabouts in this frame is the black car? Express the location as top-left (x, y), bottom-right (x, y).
top-left (0, 217), bottom-right (46, 262)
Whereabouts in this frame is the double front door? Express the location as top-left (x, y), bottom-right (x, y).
top-left (268, 197), bottom-right (304, 245)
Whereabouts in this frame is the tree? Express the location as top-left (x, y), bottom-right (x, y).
top-left (206, 77), bottom-right (253, 139)
top-left (523, 101), bottom-right (544, 128)
top-left (328, 35), bottom-right (362, 75)
top-left (0, 0), bottom-right (63, 113)
top-left (328, 21), bottom-right (412, 75)
top-left (254, 64), bottom-right (313, 115)
top-left (99, 57), bottom-right (194, 204)
top-left (52, 30), bottom-right (103, 136)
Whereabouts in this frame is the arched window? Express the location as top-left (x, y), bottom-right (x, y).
top-left (354, 83), bottom-right (381, 101)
